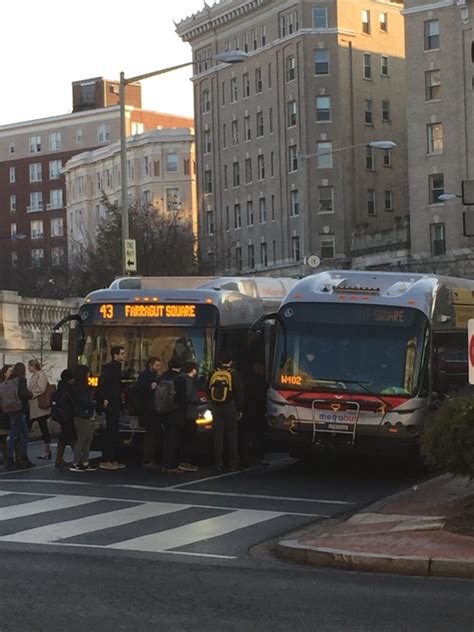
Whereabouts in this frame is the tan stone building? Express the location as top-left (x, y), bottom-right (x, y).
top-left (176, 0), bottom-right (408, 274)
top-left (63, 128), bottom-right (197, 261)
top-left (404, 0), bottom-right (474, 275)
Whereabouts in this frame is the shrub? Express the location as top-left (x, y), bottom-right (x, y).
top-left (422, 395), bottom-right (474, 479)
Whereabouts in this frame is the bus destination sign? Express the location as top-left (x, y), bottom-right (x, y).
top-left (80, 303), bottom-right (218, 326)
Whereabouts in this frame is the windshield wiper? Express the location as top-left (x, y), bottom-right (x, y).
top-left (316, 378), bottom-right (393, 412)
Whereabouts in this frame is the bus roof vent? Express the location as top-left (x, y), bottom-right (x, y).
top-left (332, 283), bottom-right (381, 294)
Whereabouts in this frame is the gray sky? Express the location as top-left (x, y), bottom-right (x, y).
top-left (1, 0), bottom-right (208, 125)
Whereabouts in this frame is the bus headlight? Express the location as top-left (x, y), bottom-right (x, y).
top-left (196, 409), bottom-right (213, 427)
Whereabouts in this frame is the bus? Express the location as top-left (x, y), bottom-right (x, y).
top-left (260, 270), bottom-right (474, 458)
top-left (51, 276), bottom-right (295, 448)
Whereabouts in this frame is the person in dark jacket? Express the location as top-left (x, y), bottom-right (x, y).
top-left (174, 362), bottom-right (200, 472)
top-left (210, 353), bottom-right (245, 472)
top-left (99, 345), bottom-right (126, 471)
top-left (54, 369), bottom-right (76, 468)
top-left (6, 363), bottom-right (34, 470)
top-left (161, 357), bottom-right (185, 473)
top-left (70, 366), bottom-right (96, 472)
top-left (0, 365), bottom-right (13, 466)
top-left (135, 357), bottom-right (162, 469)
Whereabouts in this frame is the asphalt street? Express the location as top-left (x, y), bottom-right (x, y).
top-left (0, 444), bottom-right (472, 631)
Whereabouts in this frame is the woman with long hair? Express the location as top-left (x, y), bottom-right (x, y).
top-left (27, 359), bottom-right (52, 459)
top-left (70, 365), bottom-right (96, 472)
top-left (0, 364), bottom-right (13, 466)
top-left (6, 363), bottom-right (34, 470)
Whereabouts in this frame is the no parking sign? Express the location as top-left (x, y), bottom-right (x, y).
top-left (469, 320), bottom-right (474, 385)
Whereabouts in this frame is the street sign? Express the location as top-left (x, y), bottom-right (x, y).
top-left (124, 239), bottom-right (137, 273)
top-left (305, 254), bottom-right (321, 269)
top-left (469, 320), bottom-right (474, 385)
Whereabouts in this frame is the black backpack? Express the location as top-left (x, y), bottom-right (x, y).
top-left (0, 378), bottom-right (22, 414)
top-left (153, 379), bottom-right (176, 414)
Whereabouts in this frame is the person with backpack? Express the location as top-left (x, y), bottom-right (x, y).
top-left (160, 357), bottom-right (185, 474)
top-left (70, 365), bottom-right (96, 472)
top-left (4, 363), bottom-right (34, 470)
top-left (134, 357), bottom-right (162, 469)
top-left (27, 359), bottom-right (53, 460)
top-left (0, 365), bottom-right (13, 466)
top-left (52, 369), bottom-right (76, 468)
top-left (209, 353), bottom-right (245, 472)
top-left (174, 362), bottom-right (200, 473)
top-left (99, 346), bottom-right (126, 471)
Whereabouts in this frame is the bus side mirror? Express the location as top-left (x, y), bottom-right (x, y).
top-left (50, 332), bottom-right (63, 352)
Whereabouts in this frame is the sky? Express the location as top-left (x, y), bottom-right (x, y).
top-left (1, 0), bottom-right (210, 126)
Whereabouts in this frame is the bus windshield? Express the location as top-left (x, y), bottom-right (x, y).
top-left (274, 303), bottom-right (430, 397)
top-left (79, 325), bottom-right (216, 389)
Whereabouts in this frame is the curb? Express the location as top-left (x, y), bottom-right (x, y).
top-left (276, 539), bottom-right (474, 579)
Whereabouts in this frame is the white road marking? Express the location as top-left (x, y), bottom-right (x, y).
top-left (0, 463), bottom-right (55, 477)
top-left (159, 488), bottom-right (353, 506)
top-left (0, 494), bottom-right (98, 521)
top-left (0, 501), bottom-right (189, 544)
top-left (109, 508), bottom-right (284, 553)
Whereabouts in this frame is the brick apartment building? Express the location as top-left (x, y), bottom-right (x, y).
top-left (176, 0), bottom-right (408, 275)
top-left (0, 77), bottom-right (193, 291)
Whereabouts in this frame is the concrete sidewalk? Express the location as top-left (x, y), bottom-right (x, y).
top-left (277, 474), bottom-right (474, 579)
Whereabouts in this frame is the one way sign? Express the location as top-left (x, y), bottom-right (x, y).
top-left (124, 239), bottom-right (137, 273)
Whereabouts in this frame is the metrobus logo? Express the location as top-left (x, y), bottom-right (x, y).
top-left (317, 411), bottom-right (357, 424)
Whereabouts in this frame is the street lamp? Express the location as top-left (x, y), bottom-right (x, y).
top-left (0, 234), bottom-right (26, 241)
top-left (300, 140), bottom-right (396, 161)
top-left (439, 193), bottom-right (462, 201)
top-left (119, 50), bottom-right (248, 275)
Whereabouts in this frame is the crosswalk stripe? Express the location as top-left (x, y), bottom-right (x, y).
top-left (109, 508), bottom-right (284, 553)
top-left (0, 495), bottom-right (98, 521)
top-left (0, 501), bottom-right (190, 544)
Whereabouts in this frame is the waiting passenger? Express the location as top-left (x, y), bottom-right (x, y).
top-left (70, 366), bottom-right (96, 472)
top-left (135, 357), bottom-right (162, 469)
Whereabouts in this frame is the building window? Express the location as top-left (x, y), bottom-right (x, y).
top-left (29, 135), bottom-right (41, 153)
top-left (9, 167), bottom-right (15, 183)
top-left (202, 89), bottom-right (210, 113)
top-left (9, 141), bottom-right (15, 154)
top-left (429, 173), bottom-right (444, 204)
top-left (287, 100), bottom-right (297, 127)
top-left (261, 25), bottom-right (267, 46)
top-left (317, 141), bottom-right (333, 168)
top-left (427, 122), bottom-right (443, 154)
top-left (313, 7), bottom-right (328, 29)
top-left (225, 205), bottom-right (230, 231)
top-left (10, 223), bottom-right (17, 237)
top-left (271, 195), bottom-right (275, 221)
top-left (363, 53), bottom-right (372, 79)
top-left (256, 112), bottom-right (264, 137)
top-left (291, 236), bottom-right (300, 261)
top-left (425, 69), bottom-right (441, 100)
top-left (243, 73), bottom-right (250, 98)
top-left (10, 195), bottom-right (16, 212)
top-left (28, 192), bottom-right (43, 212)
top-left (270, 151), bottom-right (274, 177)
top-left (288, 145), bottom-right (298, 172)
top-left (231, 119), bottom-right (239, 145)
top-left (269, 107), bottom-right (274, 133)
top-left (382, 100), bottom-right (391, 122)
top-left (365, 99), bottom-right (373, 125)
top-left (29, 163), bottom-right (42, 183)
top-left (384, 190), bottom-right (393, 212)
top-left (267, 61), bottom-right (272, 88)
top-left (166, 188), bottom-right (180, 211)
top-left (230, 77), bottom-right (238, 103)
top-left (223, 123), bottom-right (227, 148)
top-left (252, 28), bottom-right (258, 50)
top-left (259, 196), bottom-right (267, 223)
top-left (257, 154), bottom-right (265, 180)
top-left (234, 203), bottom-right (242, 229)
top-left (320, 235), bottom-right (335, 259)
top-left (318, 186), bottom-right (334, 213)
top-left (290, 189), bottom-right (299, 216)
top-left (248, 244), bottom-right (255, 269)
top-left (314, 50), bottom-right (329, 75)
top-left (235, 246), bottom-right (243, 271)
top-left (204, 169), bottom-right (213, 194)
top-left (272, 240), bottom-right (277, 262)
top-left (206, 211), bottom-right (214, 236)
top-left (380, 12), bottom-right (388, 32)
top-left (97, 124), bottom-right (110, 143)
top-left (221, 82), bottom-right (226, 106)
top-left (244, 115), bottom-right (251, 141)
top-left (233, 161), bottom-right (240, 187)
top-left (316, 96), bottom-right (331, 122)
top-left (383, 149), bottom-right (392, 167)
top-left (51, 217), bottom-right (64, 237)
top-left (245, 158), bottom-right (253, 184)
top-left (154, 161), bottom-right (160, 177)
top-left (381, 55), bottom-right (389, 77)
top-left (49, 132), bottom-right (62, 151)
top-left (31, 249), bottom-right (44, 266)
top-left (49, 160), bottom-right (62, 180)
top-left (51, 247), bottom-right (65, 267)
top-left (76, 129), bottom-right (83, 144)
top-left (430, 223), bottom-right (446, 255)
top-left (203, 129), bottom-right (211, 154)
top-left (166, 154), bottom-right (178, 172)
top-left (48, 189), bottom-right (63, 210)
top-left (286, 56), bottom-right (296, 82)
top-left (362, 10), bottom-right (371, 34)
top-left (247, 200), bottom-right (254, 226)
top-left (255, 67), bottom-right (263, 93)
top-left (260, 242), bottom-right (268, 267)
top-left (366, 145), bottom-right (374, 170)
top-left (30, 220), bottom-right (44, 239)
top-left (11, 251), bottom-right (18, 267)
top-left (224, 165), bottom-right (228, 189)
top-left (367, 189), bottom-right (376, 216)
top-left (424, 19), bottom-right (440, 51)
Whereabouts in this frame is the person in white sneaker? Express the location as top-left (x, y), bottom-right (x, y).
top-left (99, 346), bottom-right (126, 471)
top-left (70, 366), bottom-right (96, 472)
